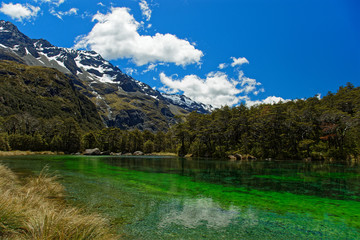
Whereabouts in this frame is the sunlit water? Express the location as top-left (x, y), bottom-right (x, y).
top-left (1, 155), bottom-right (360, 239)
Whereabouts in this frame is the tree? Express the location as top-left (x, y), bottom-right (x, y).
top-left (143, 140), bottom-right (154, 153)
top-left (0, 134), bottom-right (10, 151)
top-left (154, 131), bottom-right (166, 152)
top-left (82, 132), bottom-right (99, 149)
top-left (60, 118), bottom-right (81, 153)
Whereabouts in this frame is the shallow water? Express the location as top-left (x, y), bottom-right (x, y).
top-left (1, 155), bottom-right (360, 239)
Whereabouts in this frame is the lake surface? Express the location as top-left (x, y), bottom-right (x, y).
top-left (1, 155), bottom-right (360, 239)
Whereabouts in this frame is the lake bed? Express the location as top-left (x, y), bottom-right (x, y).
top-left (1, 155), bottom-right (359, 239)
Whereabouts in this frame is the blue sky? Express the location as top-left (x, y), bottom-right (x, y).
top-left (0, 0), bottom-right (359, 107)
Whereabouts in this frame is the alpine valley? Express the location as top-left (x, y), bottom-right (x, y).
top-left (0, 20), bottom-right (211, 131)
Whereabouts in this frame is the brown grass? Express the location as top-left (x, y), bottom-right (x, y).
top-left (0, 151), bottom-right (63, 156)
top-left (0, 164), bottom-right (117, 240)
top-left (149, 152), bottom-right (178, 156)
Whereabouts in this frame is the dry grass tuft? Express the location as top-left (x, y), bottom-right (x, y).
top-left (0, 151), bottom-right (62, 156)
top-left (0, 164), bottom-right (117, 240)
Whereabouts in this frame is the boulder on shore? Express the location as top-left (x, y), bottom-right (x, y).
top-left (133, 151), bottom-right (144, 156)
top-left (101, 150), bottom-right (111, 155)
top-left (228, 154), bottom-right (256, 161)
top-left (83, 148), bottom-right (101, 155)
top-left (228, 154), bottom-right (242, 161)
top-left (110, 152), bottom-right (122, 156)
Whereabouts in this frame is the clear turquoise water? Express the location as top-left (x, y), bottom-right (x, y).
top-left (1, 155), bottom-right (360, 239)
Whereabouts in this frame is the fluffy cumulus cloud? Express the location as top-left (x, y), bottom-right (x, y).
top-left (231, 57), bottom-right (249, 67)
top-left (160, 71), bottom-right (244, 108)
top-left (0, 3), bottom-right (40, 22)
top-left (245, 96), bottom-right (290, 107)
top-left (139, 0), bottom-right (151, 21)
top-left (75, 7), bottom-right (203, 66)
top-left (159, 67), bottom-right (275, 108)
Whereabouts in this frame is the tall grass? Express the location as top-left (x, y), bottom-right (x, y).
top-left (0, 164), bottom-right (117, 239)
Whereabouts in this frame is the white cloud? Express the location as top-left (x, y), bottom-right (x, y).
top-left (142, 63), bottom-right (157, 73)
top-left (97, 2), bottom-right (105, 7)
top-left (50, 7), bottom-right (78, 19)
top-left (231, 57), bottom-right (249, 67)
top-left (66, 8), bottom-right (78, 15)
top-left (0, 3), bottom-right (40, 22)
top-left (124, 67), bottom-right (138, 75)
top-left (160, 71), bottom-right (243, 108)
top-left (38, 0), bottom-right (65, 6)
top-left (254, 88), bottom-right (265, 96)
top-left (159, 68), bottom-right (267, 108)
top-left (238, 71), bottom-right (262, 94)
top-left (218, 63), bottom-right (227, 69)
top-left (245, 96), bottom-right (291, 107)
top-left (74, 7), bottom-right (203, 66)
top-left (139, 0), bottom-right (151, 21)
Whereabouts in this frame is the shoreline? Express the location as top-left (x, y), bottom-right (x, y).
top-left (0, 150), bottom-right (63, 156)
top-left (0, 163), bottom-right (117, 239)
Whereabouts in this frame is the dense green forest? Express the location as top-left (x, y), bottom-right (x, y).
top-left (0, 83), bottom-right (359, 161)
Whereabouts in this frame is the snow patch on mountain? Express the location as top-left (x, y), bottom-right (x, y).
top-left (162, 93), bottom-right (213, 113)
top-left (0, 20), bottom-right (213, 117)
top-left (0, 26), bottom-right (10, 33)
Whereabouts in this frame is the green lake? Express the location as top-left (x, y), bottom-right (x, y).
top-left (1, 155), bottom-right (360, 239)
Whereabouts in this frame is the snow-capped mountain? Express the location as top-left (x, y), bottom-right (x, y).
top-left (0, 20), bottom-right (212, 130)
top-left (162, 93), bottom-right (213, 114)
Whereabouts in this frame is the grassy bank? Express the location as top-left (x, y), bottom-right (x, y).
top-left (149, 152), bottom-right (178, 156)
top-left (0, 151), bottom-right (63, 156)
top-left (0, 164), bottom-right (117, 240)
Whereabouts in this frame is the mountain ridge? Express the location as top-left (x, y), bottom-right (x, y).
top-left (0, 60), bottom-right (104, 131)
top-left (0, 20), bottom-right (212, 131)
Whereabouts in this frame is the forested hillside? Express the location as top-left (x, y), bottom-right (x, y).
top-left (0, 60), bottom-right (104, 152)
top-left (0, 79), bottom-right (359, 161)
top-left (174, 83), bottom-right (360, 160)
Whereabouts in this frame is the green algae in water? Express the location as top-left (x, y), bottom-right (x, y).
top-left (1, 155), bottom-right (360, 239)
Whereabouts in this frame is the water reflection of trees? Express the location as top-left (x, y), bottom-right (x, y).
top-left (102, 157), bottom-right (360, 201)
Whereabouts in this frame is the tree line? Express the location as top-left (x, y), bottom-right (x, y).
top-left (174, 83), bottom-right (360, 161)
top-left (0, 115), bottom-right (176, 154)
top-left (0, 83), bottom-right (359, 161)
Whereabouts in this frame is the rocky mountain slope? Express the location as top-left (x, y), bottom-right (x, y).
top-left (0, 60), bottom-right (104, 130)
top-left (0, 20), bottom-right (211, 131)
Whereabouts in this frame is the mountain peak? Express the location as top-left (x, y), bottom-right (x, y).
top-left (0, 20), bottom-right (18, 30)
top-left (0, 20), bottom-right (28, 39)
top-left (0, 20), bottom-right (212, 130)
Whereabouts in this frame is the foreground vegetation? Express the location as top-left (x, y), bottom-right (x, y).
top-left (0, 83), bottom-right (359, 161)
top-left (0, 164), bottom-right (116, 239)
top-left (0, 151), bottom-right (60, 156)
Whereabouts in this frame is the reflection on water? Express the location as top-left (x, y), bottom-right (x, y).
top-left (1, 155), bottom-right (360, 239)
top-left (159, 198), bottom-right (242, 229)
top-left (103, 156), bottom-right (360, 201)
